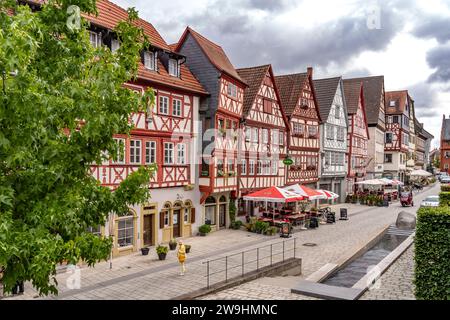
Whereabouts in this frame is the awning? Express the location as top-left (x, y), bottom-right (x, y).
top-left (317, 190), bottom-right (339, 200)
top-left (243, 186), bottom-right (305, 203)
top-left (410, 169), bottom-right (432, 177)
top-left (283, 184), bottom-right (325, 200)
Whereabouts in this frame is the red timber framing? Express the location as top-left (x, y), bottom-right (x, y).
top-left (343, 80), bottom-right (370, 190)
top-left (385, 91), bottom-right (410, 154)
top-left (275, 68), bottom-right (321, 186)
top-left (84, 1), bottom-right (208, 190)
top-left (236, 65), bottom-right (290, 197)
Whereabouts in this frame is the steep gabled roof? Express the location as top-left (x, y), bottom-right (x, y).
top-left (175, 27), bottom-right (245, 85)
top-left (236, 65), bottom-right (270, 116)
top-left (443, 116), bottom-right (450, 141)
top-left (343, 79), bottom-right (363, 115)
top-left (313, 77), bottom-right (342, 122)
top-left (345, 76), bottom-right (384, 125)
top-left (274, 73), bottom-right (308, 116)
top-left (385, 90), bottom-right (409, 114)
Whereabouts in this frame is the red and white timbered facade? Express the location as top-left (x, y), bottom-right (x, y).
top-left (275, 69), bottom-right (321, 187)
top-left (236, 65), bottom-right (289, 200)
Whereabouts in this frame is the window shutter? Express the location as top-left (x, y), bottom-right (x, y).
top-left (190, 208), bottom-right (196, 224)
top-left (159, 212), bottom-right (164, 229)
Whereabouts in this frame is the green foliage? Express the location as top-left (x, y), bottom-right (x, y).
top-left (414, 206), bottom-right (450, 300)
top-left (229, 199), bottom-right (236, 223)
top-left (199, 224), bottom-right (212, 234)
top-left (265, 226), bottom-right (278, 236)
top-left (439, 192), bottom-right (450, 207)
top-left (441, 185), bottom-right (450, 192)
top-left (0, 0), bottom-right (155, 295)
top-left (254, 221), bottom-right (269, 234)
top-left (230, 220), bottom-right (243, 230)
top-left (156, 245), bottom-right (168, 255)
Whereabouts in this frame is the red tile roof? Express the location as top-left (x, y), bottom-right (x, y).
top-left (385, 90), bottom-right (409, 114)
top-left (274, 73), bottom-right (308, 116)
top-left (175, 27), bottom-right (245, 85)
top-left (237, 65), bottom-right (271, 116)
top-left (343, 79), bottom-right (363, 114)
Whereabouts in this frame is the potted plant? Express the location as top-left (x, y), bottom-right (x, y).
top-left (230, 220), bottom-right (243, 230)
top-left (169, 239), bottom-right (177, 251)
top-left (141, 247), bottom-right (150, 256)
top-left (199, 224), bottom-right (211, 236)
top-left (185, 245), bottom-right (191, 254)
top-left (156, 245), bottom-right (168, 261)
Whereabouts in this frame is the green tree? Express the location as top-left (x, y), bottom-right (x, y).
top-left (0, 0), bottom-right (155, 295)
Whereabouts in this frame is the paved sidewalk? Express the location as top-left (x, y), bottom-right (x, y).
top-left (4, 184), bottom-right (436, 300)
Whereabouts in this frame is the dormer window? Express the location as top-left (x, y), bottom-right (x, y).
top-left (168, 58), bottom-right (180, 77)
top-left (111, 39), bottom-right (120, 53)
top-left (227, 83), bottom-right (237, 98)
top-left (144, 51), bottom-right (157, 71)
top-left (89, 31), bottom-right (102, 48)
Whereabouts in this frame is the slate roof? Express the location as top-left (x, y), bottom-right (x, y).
top-left (342, 79), bottom-right (362, 114)
top-left (385, 91), bottom-right (409, 115)
top-left (236, 65), bottom-right (271, 116)
top-left (274, 73), bottom-right (308, 116)
top-left (443, 117), bottom-right (450, 141)
top-left (175, 27), bottom-right (245, 85)
top-left (313, 77), bottom-right (342, 122)
top-left (344, 76), bottom-right (384, 125)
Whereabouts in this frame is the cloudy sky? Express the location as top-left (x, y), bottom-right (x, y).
top-left (114, 0), bottom-right (450, 148)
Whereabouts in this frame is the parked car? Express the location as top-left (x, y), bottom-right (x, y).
top-left (438, 172), bottom-right (449, 182)
top-left (440, 176), bottom-right (450, 184)
top-left (421, 196), bottom-right (440, 207)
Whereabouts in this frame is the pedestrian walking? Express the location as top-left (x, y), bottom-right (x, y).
top-left (177, 240), bottom-right (186, 276)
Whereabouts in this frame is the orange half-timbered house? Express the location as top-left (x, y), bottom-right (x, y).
top-left (236, 65), bottom-right (290, 216)
top-left (175, 27), bottom-right (246, 231)
top-left (275, 68), bottom-right (321, 189)
top-left (343, 80), bottom-right (370, 193)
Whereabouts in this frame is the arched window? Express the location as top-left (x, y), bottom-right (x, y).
top-left (160, 202), bottom-right (172, 228)
top-left (205, 196), bottom-right (217, 225)
top-left (184, 200), bottom-right (193, 223)
top-left (219, 195), bottom-right (227, 204)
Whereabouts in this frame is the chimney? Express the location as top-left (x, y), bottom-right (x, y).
top-left (307, 67), bottom-right (313, 77)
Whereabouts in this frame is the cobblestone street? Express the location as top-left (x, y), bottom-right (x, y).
top-left (4, 184), bottom-right (435, 300)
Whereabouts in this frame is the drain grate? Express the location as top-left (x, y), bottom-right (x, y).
top-left (303, 243), bottom-right (318, 247)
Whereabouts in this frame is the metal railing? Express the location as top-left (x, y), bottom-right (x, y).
top-left (203, 238), bottom-right (298, 289)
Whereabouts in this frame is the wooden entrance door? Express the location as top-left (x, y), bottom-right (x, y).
top-left (143, 215), bottom-right (154, 247)
top-left (219, 204), bottom-right (226, 228)
top-left (173, 210), bottom-right (181, 238)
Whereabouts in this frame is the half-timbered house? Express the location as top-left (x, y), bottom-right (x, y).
top-left (235, 65), bottom-right (290, 216)
top-left (384, 91), bottom-right (411, 182)
top-left (175, 27), bottom-right (247, 231)
top-left (345, 76), bottom-right (386, 180)
top-left (313, 77), bottom-right (348, 203)
top-left (17, 0), bottom-right (210, 257)
top-left (275, 68), bottom-right (321, 189)
top-left (343, 80), bottom-right (370, 194)
top-left (440, 115), bottom-right (450, 173)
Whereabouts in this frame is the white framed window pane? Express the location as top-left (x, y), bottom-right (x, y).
top-left (205, 206), bottom-right (216, 225)
top-left (241, 160), bottom-right (247, 175)
top-left (145, 141), bottom-right (156, 164)
top-left (164, 143), bottom-right (174, 164)
top-left (117, 217), bottom-right (134, 247)
top-left (169, 59), bottom-right (179, 77)
top-left (89, 31), bottom-right (100, 48)
top-left (113, 138), bottom-right (125, 164)
top-left (111, 39), bottom-right (120, 53)
top-left (177, 144), bottom-right (186, 165)
top-left (159, 96), bottom-right (169, 114)
top-left (272, 161), bottom-right (278, 175)
top-left (249, 160), bottom-right (255, 175)
top-left (130, 140), bottom-right (141, 164)
top-left (173, 99), bottom-right (182, 116)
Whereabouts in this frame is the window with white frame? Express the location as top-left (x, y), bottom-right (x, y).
top-left (272, 130), bottom-right (279, 147)
top-left (177, 143), bottom-right (186, 165)
top-left (130, 140), bottom-right (141, 164)
top-left (251, 127), bottom-right (259, 143)
top-left (262, 129), bottom-right (269, 144)
top-left (164, 142), bottom-right (174, 164)
top-left (241, 159), bottom-right (247, 175)
top-left (272, 161), bottom-right (278, 175)
top-left (264, 161), bottom-right (270, 175)
top-left (184, 207), bottom-right (190, 223)
top-left (117, 215), bottom-right (134, 248)
top-left (385, 132), bottom-right (393, 144)
top-left (308, 126), bottom-right (318, 138)
top-left (89, 31), bottom-right (101, 48)
top-left (326, 125), bottom-right (334, 140)
top-left (257, 160), bottom-right (263, 175)
top-left (164, 211), bottom-right (170, 227)
top-left (228, 159), bottom-right (234, 173)
top-left (173, 99), bottom-right (182, 117)
top-left (293, 122), bottom-right (304, 136)
top-left (337, 127), bottom-right (345, 141)
top-left (249, 160), bottom-right (255, 175)
top-left (145, 141), bottom-right (156, 164)
top-left (111, 39), bottom-right (120, 53)
top-left (279, 131), bottom-right (284, 145)
top-left (335, 106), bottom-right (341, 119)
top-left (113, 138), bottom-right (125, 164)
top-left (245, 128), bottom-right (251, 142)
top-left (144, 51), bottom-right (156, 70)
top-left (159, 96), bottom-right (169, 115)
top-left (168, 59), bottom-right (179, 77)
top-left (88, 226), bottom-right (102, 237)
top-left (227, 82), bottom-right (237, 98)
